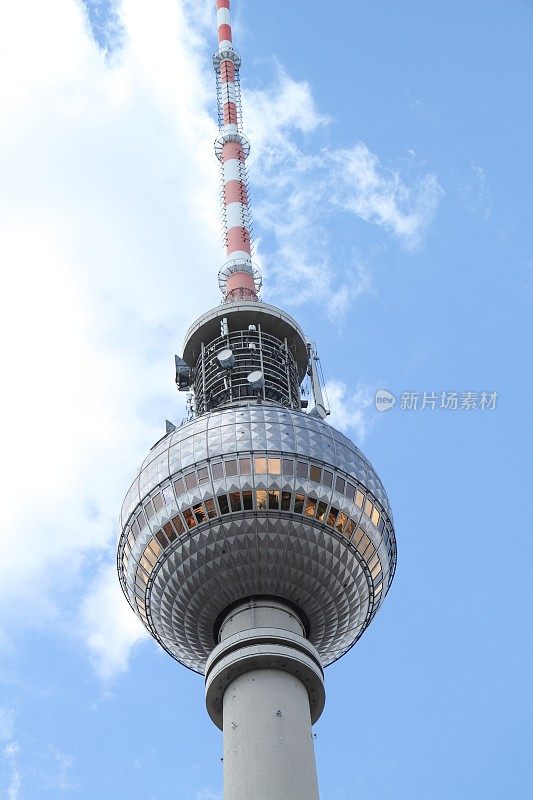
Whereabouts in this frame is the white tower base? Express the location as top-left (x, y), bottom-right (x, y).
top-left (205, 598), bottom-right (325, 800)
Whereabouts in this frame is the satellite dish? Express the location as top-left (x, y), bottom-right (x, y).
top-left (247, 370), bottom-right (264, 390)
top-left (217, 348), bottom-right (235, 369)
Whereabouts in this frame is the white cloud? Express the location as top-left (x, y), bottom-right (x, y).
top-left (0, 0), bottom-right (220, 676)
top-left (325, 380), bottom-right (375, 443)
top-left (329, 143), bottom-right (442, 249)
top-left (80, 564), bottom-right (148, 682)
top-left (242, 76), bottom-right (440, 310)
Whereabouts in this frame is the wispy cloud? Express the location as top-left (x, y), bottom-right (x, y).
top-left (80, 565), bottom-right (148, 682)
top-left (329, 143), bottom-right (442, 249)
top-left (243, 72), bottom-right (441, 310)
top-left (325, 380), bottom-right (376, 443)
top-left (458, 162), bottom-right (492, 221)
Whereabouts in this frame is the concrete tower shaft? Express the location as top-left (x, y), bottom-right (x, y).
top-left (206, 599), bottom-right (322, 800)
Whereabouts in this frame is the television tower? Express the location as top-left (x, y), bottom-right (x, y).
top-left (118, 2), bottom-right (396, 798)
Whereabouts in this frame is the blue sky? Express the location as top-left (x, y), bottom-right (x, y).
top-left (0, 1), bottom-right (531, 798)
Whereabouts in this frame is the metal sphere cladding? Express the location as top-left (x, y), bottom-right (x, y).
top-left (117, 302), bottom-right (396, 674)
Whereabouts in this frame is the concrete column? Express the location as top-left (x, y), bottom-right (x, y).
top-left (205, 598), bottom-right (325, 800)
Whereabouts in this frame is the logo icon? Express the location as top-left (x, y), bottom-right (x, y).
top-left (375, 389), bottom-right (396, 412)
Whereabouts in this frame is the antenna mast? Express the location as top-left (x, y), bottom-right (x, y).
top-left (213, 0), bottom-right (261, 303)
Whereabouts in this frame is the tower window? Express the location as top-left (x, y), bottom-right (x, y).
top-left (268, 490), bottom-right (280, 510)
top-left (239, 458), bottom-right (252, 475)
top-left (185, 472), bottom-right (198, 491)
top-left (309, 465), bottom-right (321, 483)
top-left (281, 491), bottom-right (291, 511)
top-left (217, 494), bottom-right (230, 515)
top-left (229, 492), bottom-right (242, 512)
top-left (197, 466), bottom-right (209, 484)
top-left (211, 463), bottom-right (224, 480)
top-left (268, 458), bottom-right (281, 475)
top-left (282, 459), bottom-right (294, 476)
top-left (322, 470), bottom-right (333, 488)
top-left (296, 461), bottom-right (308, 479)
top-left (225, 460), bottom-right (238, 477)
top-left (256, 489), bottom-right (268, 510)
top-left (294, 493), bottom-right (305, 514)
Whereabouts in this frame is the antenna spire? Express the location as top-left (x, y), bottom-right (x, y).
top-left (213, 0), bottom-right (261, 303)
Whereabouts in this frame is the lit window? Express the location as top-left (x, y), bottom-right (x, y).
top-left (335, 476), bottom-right (345, 494)
top-left (140, 555), bottom-right (152, 573)
top-left (153, 492), bottom-right (164, 512)
top-left (364, 498), bottom-right (373, 517)
top-left (163, 522), bottom-right (177, 542)
top-left (225, 460), bottom-right (238, 477)
top-left (171, 515), bottom-right (185, 535)
top-left (316, 501), bottom-right (328, 522)
top-left (193, 503), bottom-right (207, 524)
top-left (185, 472), bottom-right (198, 490)
top-left (156, 531), bottom-right (167, 549)
top-left (309, 465), bottom-right (321, 483)
top-left (304, 497), bottom-right (317, 517)
top-left (344, 519), bottom-right (355, 538)
top-left (335, 512), bottom-right (347, 533)
top-left (242, 491), bottom-right (253, 510)
top-left (217, 495), bottom-right (230, 515)
top-left (239, 458), bottom-right (252, 475)
top-left (229, 492), bottom-right (242, 512)
top-left (211, 463), bottom-right (224, 480)
top-left (327, 507), bottom-right (339, 527)
top-left (268, 458), bottom-right (281, 475)
top-left (281, 491), bottom-right (291, 511)
top-left (183, 508), bottom-right (196, 528)
top-left (371, 562), bottom-right (382, 579)
top-left (256, 489), bottom-right (268, 510)
top-left (368, 553), bottom-right (380, 571)
top-left (346, 483), bottom-right (356, 501)
top-left (197, 466), bottom-right (209, 484)
top-left (294, 493), bottom-right (305, 514)
top-left (148, 538), bottom-right (161, 558)
top-left (374, 582), bottom-right (383, 596)
top-left (255, 457), bottom-right (268, 474)
top-left (357, 533), bottom-right (370, 553)
top-left (201, 499), bottom-right (214, 518)
top-left (323, 470), bottom-right (333, 488)
top-left (282, 459), bottom-right (294, 476)
top-left (268, 490), bottom-right (280, 510)
top-left (173, 477), bottom-right (185, 496)
top-left (354, 527), bottom-right (364, 546)
top-left (355, 490), bottom-right (364, 508)
top-left (371, 508), bottom-right (380, 527)
top-left (297, 461), bottom-right (308, 479)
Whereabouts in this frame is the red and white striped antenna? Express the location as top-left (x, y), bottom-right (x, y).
top-left (213, 0), bottom-right (261, 303)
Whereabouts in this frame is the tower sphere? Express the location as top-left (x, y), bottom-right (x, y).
top-left (118, 302), bottom-right (396, 674)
